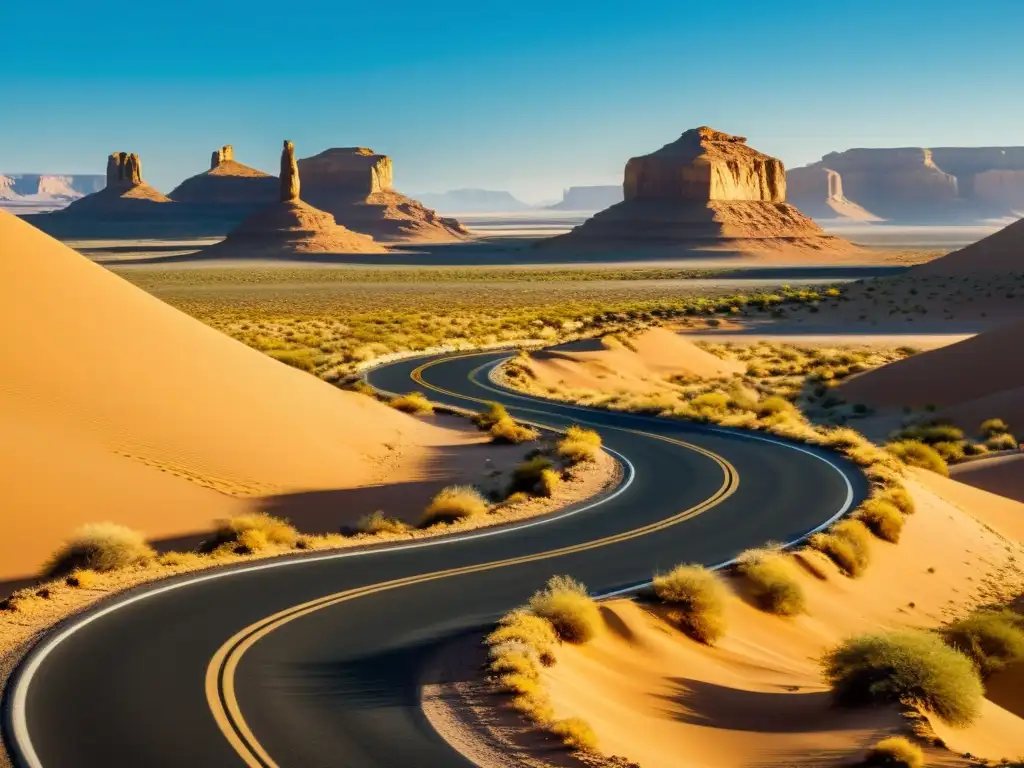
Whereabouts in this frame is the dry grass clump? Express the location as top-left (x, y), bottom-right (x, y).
top-left (810, 518), bottom-right (872, 577)
top-left (985, 432), bottom-right (1018, 451)
top-left (511, 456), bottom-right (559, 496)
top-left (549, 717), bottom-right (598, 752)
top-left (43, 523), bottom-right (156, 577)
top-left (823, 630), bottom-right (983, 726)
top-left (206, 512), bottom-right (299, 554)
top-left (356, 511), bottom-right (410, 536)
top-left (528, 575), bottom-right (601, 644)
top-left (854, 498), bottom-right (905, 543)
top-left (388, 391), bottom-right (434, 415)
top-left (941, 608), bottom-right (1024, 677)
top-left (652, 564), bottom-right (728, 645)
top-left (489, 417), bottom-right (540, 444)
top-left (875, 486), bottom-right (915, 515)
top-left (157, 551), bottom-right (206, 568)
top-left (557, 425), bottom-right (603, 464)
top-left (885, 440), bottom-right (949, 476)
top-left (736, 550), bottom-right (806, 616)
top-left (486, 609), bottom-right (558, 664)
top-left (473, 402), bottom-right (510, 430)
top-left (979, 417), bottom-right (1010, 438)
top-left (420, 485), bottom-right (488, 526)
top-left (793, 548), bottom-right (833, 580)
top-left (64, 569), bottom-right (99, 588)
top-left (862, 736), bottom-right (924, 768)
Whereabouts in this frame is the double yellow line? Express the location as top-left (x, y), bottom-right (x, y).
top-left (205, 352), bottom-right (740, 767)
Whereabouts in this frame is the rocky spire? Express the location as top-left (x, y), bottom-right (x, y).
top-left (210, 145), bottom-right (234, 170)
top-left (106, 152), bottom-right (143, 188)
top-left (279, 140), bottom-right (300, 202)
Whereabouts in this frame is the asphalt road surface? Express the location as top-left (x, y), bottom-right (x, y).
top-left (4, 350), bottom-right (865, 768)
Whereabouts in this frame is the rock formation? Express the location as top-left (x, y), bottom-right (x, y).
top-left (789, 146), bottom-right (1024, 222)
top-left (211, 145), bottom-right (234, 169)
top-left (280, 140), bottom-right (300, 202)
top-left (59, 152), bottom-right (170, 216)
top-left (297, 147), bottom-right (468, 242)
top-left (786, 165), bottom-right (880, 221)
top-left (202, 140), bottom-right (387, 257)
top-left (542, 127), bottom-right (850, 256)
top-left (548, 185), bottom-right (623, 211)
top-left (168, 146), bottom-right (277, 210)
top-left (106, 152), bottom-right (144, 188)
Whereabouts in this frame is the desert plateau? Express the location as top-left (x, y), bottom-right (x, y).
top-left (2, 5), bottom-right (1023, 768)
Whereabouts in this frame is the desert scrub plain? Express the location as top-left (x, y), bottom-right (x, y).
top-left (114, 265), bottom-right (841, 383)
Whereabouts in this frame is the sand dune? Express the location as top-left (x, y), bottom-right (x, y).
top-left (523, 328), bottom-right (744, 392)
top-left (837, 320), bottom-right (1024, 411)
top-left (0, 211), bottom-right (458, 579)
top-left (950, 452), bottom-right (1024, 503)
top-left (915, 215), bottom-right (1024, 275)
top-left (542, 470), bottom-right (1024, 767)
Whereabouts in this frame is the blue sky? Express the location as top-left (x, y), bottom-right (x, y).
top-left (3, 0), bottom-right (1022, 201)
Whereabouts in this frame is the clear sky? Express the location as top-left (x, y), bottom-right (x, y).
top-left (2, 0), bottom-right (1022, 202)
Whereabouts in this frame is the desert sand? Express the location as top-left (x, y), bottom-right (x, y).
top-left (0, 210), bottom-right (475, 579)
top-left (519, 328), bottom-right (744, 393)
top-left (538, 470), bottom-right (1024, 767)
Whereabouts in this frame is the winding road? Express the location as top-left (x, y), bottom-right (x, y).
top-left (3, 350), bottom-right (866, 768)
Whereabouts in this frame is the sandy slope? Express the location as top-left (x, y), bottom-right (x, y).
top-left (950, 453), bottom-right (1024, 503)
top-left (0, 212), bottom-right (462, 579)
top-left (523, 328), bottom-right (744, 392)
top-left (915, 215), bottom-right (1024, 276)
top-left (540, 470), bottom-right (1024, 767)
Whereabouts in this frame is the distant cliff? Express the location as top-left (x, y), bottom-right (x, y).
top-left (548, 185), bottom-right (623, 211)
top-left (415, 189), bottom-right (530, 213)
top-left (788, 146), bottom-right (1024, 223)
top-left (0, 174), bottom-right (105, 212)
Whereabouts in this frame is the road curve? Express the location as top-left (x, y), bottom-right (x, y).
top-left (4, 350), bottom-right (867, 768)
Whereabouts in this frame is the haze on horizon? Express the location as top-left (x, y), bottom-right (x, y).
top-left (3, 0), bottom-right (1022, 202)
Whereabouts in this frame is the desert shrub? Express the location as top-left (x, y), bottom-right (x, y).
top-left (986, 432), bottom-right (1018, 451)
top-left (941, 609), bottom-right (1024, 677)
top-left (862, 736), bottom-right (923, 768)
top-left (489, 649), bottom-right (541, 680)
top-left (822, 630), bottom-right (983, 726)
top-left (511, 456), bottom-right (555, 494)
top-left (420, 485), bottom-right (488, 526)
top-left (268, 348), bottom-right (318, 372)
top-left (65, 569), bottom-right (98, 588)
top-left (157, 551), bottom-right (206, 568)
top-left (931, 440), bottom-right (966, 463)
top-left (979, 417), bottom-right (1010, 438)
top-left (876, 486), bottom-right (915, 515)
top-left (652, 564), bottom-right (728, 644)
top-left (356, 511), bottom-right (409, 535)
top-left (206, 512), bottom-right (299, 554)
top-left (736, 550), bottom-right (806, 616)
top-left (511, 690), bottom-right (555, 724)
top-left (756, 395), bottom-right (795, 417)
top-left (549, 717), bottom-right (598, 751)
top-left (501, 491), bottom-right (531, 506)
top-left (473, 402), bottom-right (510, 429)
top-left (498, 672), bottom-right (541, 697)
top-left (528, 575), bottom-right (601, 644)
top-left (691, 391), bottom-right (730, 410)
top-left (388, 391), bottom-right (434, 415)
top-left (489, 417), bottom-right (540, 444)
top-left (886, 440), bottom-right (949, 476)
top-left (809, 532), bottom-right (861, 578)
top-left (43, 523), bottom-right (155, 577)
top-left (564, 425), bottom-right (602, 447)
top-left (557, 439), bottom-right (598, 464)
top-left (854, 499), bottom-right (905, 543)
top-left (486, 609), bottom-right (559, 657)
top-left (536, 468), bottom-right (561, 497)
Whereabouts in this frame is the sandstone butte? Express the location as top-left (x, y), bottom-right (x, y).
top-left (788, 146), bottom-right (1024, 222)
top-left (167, 144), bottom-right (277, 207)
top-left (59, 151), bottom-right (171, 214)
top-left (542, 126), bottom-right (850, 256)
top-left (202, 140), bottom-right (387, 257)
top-left (296, 147), bottom-right (469, 243)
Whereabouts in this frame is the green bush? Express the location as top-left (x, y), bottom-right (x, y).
top-left (420, 485), bottom-right (488, 526)
top-left (885, 440), bottom-right (949, 476)
top-left (652, 564), bottom-right (728, 644)
top-left (862, 736), bottom-right (923, 768)
top-left (823, 630), bottom-right (983, 726)
top-left (986, 432), bottom-right (1018, 451)
top-left (941, 609), bottom-right (1024, 677)
top-left (44, 523), bottom-right (155, 577)
top-left (528, 575), bottom-right (601, 644)
top-left (979, 417), bottom-right (1010, 438)
top-left (737, 550), bottom-right (806, 616)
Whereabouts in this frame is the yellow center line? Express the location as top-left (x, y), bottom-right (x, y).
top-left (206, 351), bottom-right (741, 767)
